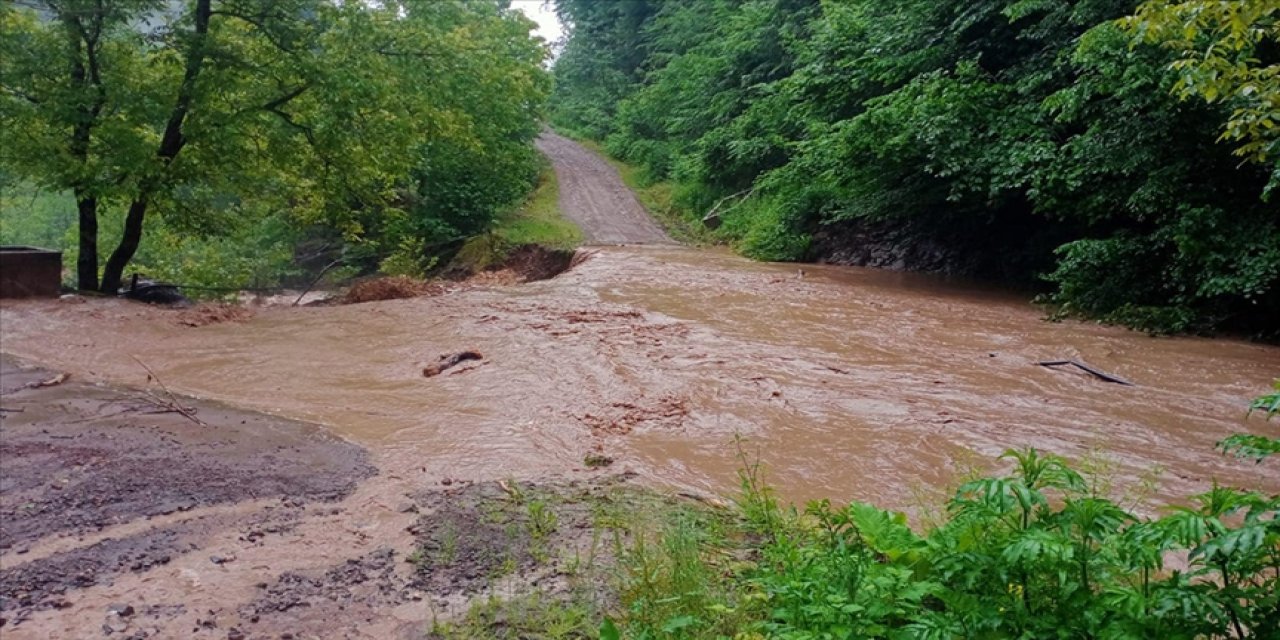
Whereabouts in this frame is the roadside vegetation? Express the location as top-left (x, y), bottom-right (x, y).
top-left (451, 158), bottom-right (583, 274)
top-left (549, 0), bottom-right (1280, 337)
top-left (1, 0), bottom-right (553, 293)
top-left (434, 392), bottom-right (1280, 640)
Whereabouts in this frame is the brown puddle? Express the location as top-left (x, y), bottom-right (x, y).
top-left (1, 246), bottom-right (1277, 511)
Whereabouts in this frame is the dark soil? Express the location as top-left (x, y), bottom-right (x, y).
top-left (240, 548), bottom-right (402, 618)
top-left (0, 356), bottom-right (374, 620)
top-left (496, 245), bottom-right (576, 282)
top-left (0, 524), bottom-right (192, 615)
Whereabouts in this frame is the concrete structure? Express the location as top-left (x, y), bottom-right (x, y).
top-left (0, 246), bottom-right (63, 297)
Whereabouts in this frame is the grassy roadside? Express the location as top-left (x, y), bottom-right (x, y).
top-left (451, 156), bottom-right (583, 272)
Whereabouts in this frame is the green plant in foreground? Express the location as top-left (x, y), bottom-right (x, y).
top-left (1219, 381), bottom-right (1280, 462)
top-left (440, 391), bottom-right (1280, 639)
top-left (597, 440), bottom-right (1279, 638)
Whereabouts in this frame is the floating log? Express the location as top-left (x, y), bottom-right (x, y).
top-left (1038, 360), bottom-right (1133, 386)
top-left (423, 351), bottom-right (483, 377)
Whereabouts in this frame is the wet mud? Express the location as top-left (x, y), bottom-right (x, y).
top-left (0, 358), bottom-right (372, 549)
top-left (0, 354), bottom-right (652, 637)
top-left (0, 357), bottom-right (377, 636)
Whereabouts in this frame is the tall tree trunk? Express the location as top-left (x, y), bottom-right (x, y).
top-left (62, 7), bottom-right (107, 291)
top-left (100, 198), bottom-right (148, 293)
top-left (99, 0), bottom-right (212, 294)
top-left (75, 194), bottom-right (99, 291)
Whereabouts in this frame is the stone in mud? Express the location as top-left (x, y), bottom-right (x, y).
top-left (107, 603), bottom-right (135, 617)
top-left (0, 526), bottom-right (189, 612)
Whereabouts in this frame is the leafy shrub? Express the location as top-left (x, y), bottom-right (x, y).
top-left (605, 445), bottom-right (1279, 639)
top-left (728, 197), bottom-right (810, 262)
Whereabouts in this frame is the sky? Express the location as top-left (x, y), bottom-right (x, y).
top-left (511, 0), bottom-right (564, 48)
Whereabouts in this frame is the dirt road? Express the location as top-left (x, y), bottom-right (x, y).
top-left (534, 132), bottom-right (673, 245)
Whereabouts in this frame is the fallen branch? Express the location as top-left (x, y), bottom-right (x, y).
top-left (130, 356), bottom-right (207, 426)
top-left (1038, 360), bottom-right (1134, 386)
top-left (701, 187), bottom-right (755, 228)
top-left (423, 351), bottom-right (483, 377)
top-left (293, 258), bottom-right (342, 306)
top-left (25, 373), bottom-right (69, 389)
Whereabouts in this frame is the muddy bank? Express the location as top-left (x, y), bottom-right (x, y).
top-left (0, 357), bottom-right (374, 633)
top-left (336, 245), bottom-right (578, 305)
top-left (0, 359), bottom-right (371, 550)
top-left (0, 354), bottom-right (668, 638)
top-left (234, 476), bottom-right (649, 640)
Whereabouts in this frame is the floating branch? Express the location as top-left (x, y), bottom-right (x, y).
top-left (1038, 360), bottom-right (1134, 386)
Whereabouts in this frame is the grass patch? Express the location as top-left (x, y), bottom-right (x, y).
top-left (429, 592), bottom-right (601, 640)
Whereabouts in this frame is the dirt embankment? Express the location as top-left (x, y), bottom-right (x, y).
top-left (338, 245), bottom-right (577, 305)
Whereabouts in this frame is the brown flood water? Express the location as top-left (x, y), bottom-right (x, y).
top-left (2, 246), bottom-right (1277, 511)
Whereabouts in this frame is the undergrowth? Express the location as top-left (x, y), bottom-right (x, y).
top-left (433, 391), bottom-right (1279, 639)
top-left (452, 157), bottom-right (582, 272)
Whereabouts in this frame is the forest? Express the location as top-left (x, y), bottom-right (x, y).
top-left (550, 0), bottom-right (1280, 337)
top-left (1, 0), bottom-right (549, 293)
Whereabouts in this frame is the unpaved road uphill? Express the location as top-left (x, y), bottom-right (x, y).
top-left (535, 131), bottom-right (673, 245)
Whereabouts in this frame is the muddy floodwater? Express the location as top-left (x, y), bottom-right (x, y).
top-left (3, 246), bottom-right (1277, 510)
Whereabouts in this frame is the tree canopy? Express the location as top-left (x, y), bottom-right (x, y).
top-left (1, 0), bottom-right (550, 292)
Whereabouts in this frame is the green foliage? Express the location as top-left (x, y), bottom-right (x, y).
top-left (728, 196), bottom-right (810, 262)
top-left (0, 181), bottom-right (298, 293)
top-left (1, 0), bottom-right (549, 290)
top-left (430, 592), bottom-right (600, 640)
top-left (1123, 0), bottom-right (1280, 185)
top-left (0, 183), bottom-right (75, 250)
top-left (450, 158), bottom-right (581, 273)
top-left (594, 446), bottom-right (1280, 640)
top-left (1219, 381), bottom-right (1280, 462)
top-left (551, 0), bottom-right (1280, 335)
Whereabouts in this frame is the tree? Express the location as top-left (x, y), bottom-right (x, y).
top-left (1, 0), bottom-right (549, 293)
top-left (1, 1), bottom-right (155, 290)
top-left (1124, 0), bottom-right (1280, 188)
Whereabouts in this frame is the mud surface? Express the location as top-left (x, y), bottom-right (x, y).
top-left (535, 132), bottom-right (673, 245)
top-left (0, 357), bottom-right (377, 636)
top-left (0, 356), bottom-right (651, 638)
